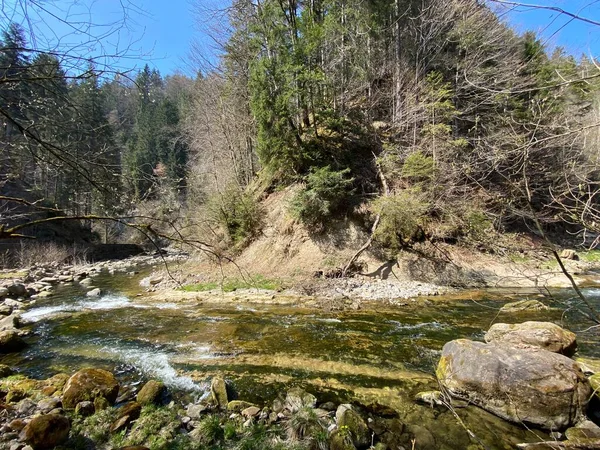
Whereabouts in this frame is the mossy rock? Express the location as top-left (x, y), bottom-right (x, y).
top-left (19, 414), bottom-right (70, 449)
top-left (500, 300), bottom-right (548, 313)
top-left (136, 380), bottom-right (165, 406)
top-left (62, 368), bottom-right (119, 409)
top-left (329, 429), bottom-right (357, 450)
top-left (336, 405), bottom-right (369, 449)
top-left (227, 400), bottom-right (256, 412)
top-left (6, 389), bottom-right (27, 403)
top-left (0, 364), bottom-right (13, 378)
top-left (94, 396), bottom-right (111, 411)
top-left (590, 373), bottom-right (600, 399)
top-left (210, 375), bottom-right (228, 408)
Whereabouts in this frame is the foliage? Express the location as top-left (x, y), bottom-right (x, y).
top-left (373, 190), bottom-right (430, 251)
top-left (113, 405), bottom-right (181, 449)
top-left (290, 166), bottom-right (354, 230)
top-left (401, 152), bottom-right (436, 182)
top-left (206, 187), bottom-right (263, 247)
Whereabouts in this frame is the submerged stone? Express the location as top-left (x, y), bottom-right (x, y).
top-left (437, 339), bottom-right (590, 430)
top-left (500, 299), bottom-right (548, 313)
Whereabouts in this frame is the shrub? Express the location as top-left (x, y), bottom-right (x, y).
top-left (401, 151), bottom-right (435, 182)
top-left (373, 189), bottom-right (430, 251)
top-left (290, 166), bottom-right (354, 230)
top-left (206, 187), bottom-right (262, 247)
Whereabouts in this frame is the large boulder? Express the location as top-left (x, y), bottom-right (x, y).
top-left (485, 321), bottom-right (577, 356)
top-left (0, 329), bottom-right (27, 353)
top-left (436, 339), bottom-right (590, 430)
top-left (62, 368), bottom-right (119, 409)
top-left (19, 414), bottom-right (70, 449)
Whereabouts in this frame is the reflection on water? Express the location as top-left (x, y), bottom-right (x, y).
top-left (3, 269), bottom-right (600, 450)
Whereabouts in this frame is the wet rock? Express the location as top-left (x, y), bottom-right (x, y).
top-left (0, 314), bottom-right (20, 331)
top-left (136, 380), bottom-right (165, 406)
top-left (437, 339), bottom-right (590, 430)
top-left (0, 330), bottom-right (27, 353)
top-left (86, 288), bottom-right (102, 297)
top-left (241, 406), bottom-right (261, 418)
top-left (186, 403), bottom-right (206, 419)
top-left (39, 277), bottom-right (59, 285)
top-left (500, 300), bottom-right (548, 313)
top-left (62, 368), bottom-right (119, 409)
top-left (285, 387), bottom-right (317, 413)
top-left (0, 364), bottom-right (13, 377)
top-left (0, 287), bottom-right (8, 298)
top-left (336, 404), bottom-right (370, 449)
top-left (7, 284), bottom-right (27, 297)
top-left (79, 278), bottom-right (93, 286)
top-left (227, 400), bottom-right (256, 412)
top-left (485, 321), bottom-right (577, 356)
top-left (210, 375), bottom-right (228, 408)
top-left (0, 304), bottom-right (12, 316)
top-left (75, 401), bottom-right (95, 417)
top-left (19, 414), bottom-right (70, 450)
top-left (110, 401), bottom-right (141, 433)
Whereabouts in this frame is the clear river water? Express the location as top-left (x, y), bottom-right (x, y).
top-left (2, 267), bottom-right (600, 449)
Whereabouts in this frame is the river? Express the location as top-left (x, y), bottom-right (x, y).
top-left (2, 267), bottom-right (600, 449)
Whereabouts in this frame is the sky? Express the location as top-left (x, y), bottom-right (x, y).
top-left (1, 0), bottom-right (600, 76)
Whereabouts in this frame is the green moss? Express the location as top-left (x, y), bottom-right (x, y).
top-left (579, 250), bottom-right (600, 262)
top-left (117, 404), bottom-right (180, 449)
top-left (70, 408), bottom-right (117, 444)
top-left (181, 275), bottom-right (281, 293)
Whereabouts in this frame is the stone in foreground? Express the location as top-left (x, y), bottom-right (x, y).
top-left (62, 368), bottom-right (119, 409)
top-left (485, 321), bottom-right (577, 356)
top-left (436, 339), bottom-right (590, 430)
top-left (19, 414), bottom-right (70, 449)
top-left (136, 380), bottom-right (165, 406)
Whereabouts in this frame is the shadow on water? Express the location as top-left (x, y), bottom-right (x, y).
top-left (3, 267), bottom-right (600, 449)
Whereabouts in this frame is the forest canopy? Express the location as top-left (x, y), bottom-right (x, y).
top-left (1, 0), bottom-right (600, 259)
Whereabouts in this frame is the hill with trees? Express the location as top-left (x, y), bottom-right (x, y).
top-left (1, 0), bottom-right (600, 278)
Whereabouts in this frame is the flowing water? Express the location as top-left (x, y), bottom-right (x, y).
top-left (2, 268), bottom-right (600, 449)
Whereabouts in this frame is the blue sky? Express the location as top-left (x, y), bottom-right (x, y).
top-left (2, 0), bottom-right (600, 76)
